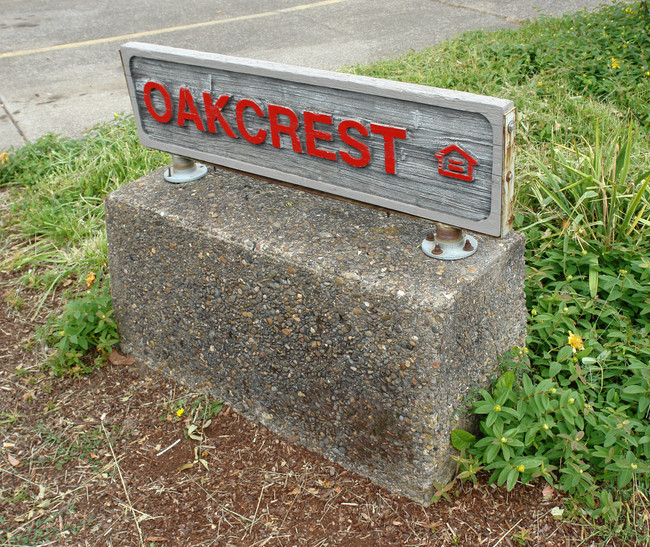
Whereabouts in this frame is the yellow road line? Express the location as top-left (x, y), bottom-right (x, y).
top-left (0, 0), bottom-right (347, 60)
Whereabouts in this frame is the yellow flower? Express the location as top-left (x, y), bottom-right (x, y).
top-left (568, 331), bottom-right (584, 353)
top-left (611, 57), bottom-right (621, 69)
top-left (0, 152), bottom-right (8, 165)
top-left (176, 408), bottom-right (184, 417)
top-left (86, 271), bottom-right (96, 288)
top-left (517, 465), bottom-right (526, 472)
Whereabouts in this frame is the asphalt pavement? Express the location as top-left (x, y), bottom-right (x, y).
top-left (1, 0), bottom-right (607, 151)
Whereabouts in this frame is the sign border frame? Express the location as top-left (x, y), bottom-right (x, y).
top-left (120, 41), bottom-right (515, 237)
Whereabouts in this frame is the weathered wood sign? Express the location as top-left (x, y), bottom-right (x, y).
top-left (121, 42), bottom-right (516, 236)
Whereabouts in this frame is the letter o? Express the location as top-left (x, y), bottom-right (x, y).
top-left (143, 81), bottom-right (172, 123)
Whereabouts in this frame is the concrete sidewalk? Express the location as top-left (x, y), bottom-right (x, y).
top-left (0, 0), bottom-right (605, 151)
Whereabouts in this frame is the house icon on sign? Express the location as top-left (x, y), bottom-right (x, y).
top-left (434, 144), bottom-right (478, 182)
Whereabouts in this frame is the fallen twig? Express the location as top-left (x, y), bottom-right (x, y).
top-left (156, 438), bottom-right (181, 456)
top-left (492, 518), bottom-right (523, 547)
top-left (101, 413), bottom-right (144, 546)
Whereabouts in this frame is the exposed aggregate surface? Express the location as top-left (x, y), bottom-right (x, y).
top-left (106, 167), bottom-right (526, 504)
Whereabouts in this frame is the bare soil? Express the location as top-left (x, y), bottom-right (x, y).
top-left (0, 279), bottom-right (603, 546)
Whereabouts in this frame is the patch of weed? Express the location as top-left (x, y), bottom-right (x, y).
top-left (43, 275), bottom-right (118, 376)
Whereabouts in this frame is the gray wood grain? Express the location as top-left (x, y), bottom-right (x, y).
top-left (121, 42), bottom-right (514, 236)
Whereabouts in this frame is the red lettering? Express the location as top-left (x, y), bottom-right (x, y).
top-left (338, 120), bottom-right (371, 168)
top-left (303, 112), bottom-right (336, 161)
top-left (143, 81), bottom-right (172, 123)
top-left (203, 93), bottom-right (236, 138)
top-left (268, 104), bottom-right (303, 153)
top-left (177, 87), bottom-right (205, 131)
top-left (235, 99), bottom-right (267, 144)
top-left (369, 123), bottom-right (407, 174)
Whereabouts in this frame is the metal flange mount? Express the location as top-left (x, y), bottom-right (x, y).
top-left (421, 223), bottom-right (478, 260)
top-left (164, 154), bottom-right (208, 183)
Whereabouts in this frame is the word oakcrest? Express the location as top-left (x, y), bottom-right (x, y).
top-left (121, 42), bottom-right (515, 236)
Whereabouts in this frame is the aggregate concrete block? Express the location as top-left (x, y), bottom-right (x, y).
top-left (105, 167), bottom-right (526, 504)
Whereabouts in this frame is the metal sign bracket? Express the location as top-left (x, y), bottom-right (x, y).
top-left (164, 154), bottom-right (208, 184)
top-left (421, 223), bottom-right (477, 261)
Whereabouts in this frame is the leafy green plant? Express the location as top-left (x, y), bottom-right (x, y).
top-left (4, 516), bottom-right (60, 546)
top-left (44, 277), bottom-right (119, 376)
top-left (512, 528), bottom-right (534, 546)
top-left (1, 114), bottom-right (166, 376)
top-left (0, 409), bottom-right (24, 427)
top-left (3, 289), bottom-right (25, 311)
top-left (453, 224), bottom-right (650, 527)
top-left (454, 350), bottom-right (650, 500)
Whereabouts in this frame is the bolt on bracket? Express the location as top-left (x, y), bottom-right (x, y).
top-left (421, 223), bottom-right (477, 260)
top-left (164, 154), bottom-right (208, 183)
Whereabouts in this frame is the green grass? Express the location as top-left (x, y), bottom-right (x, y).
top-left (0, 114), bottom-right (166, 371)
top-left (1, 1), bottom-right (649, 543)
top-left (349, 1), bottom-right (650, 133)
top-left (0, 114), bottom-right (166, 312)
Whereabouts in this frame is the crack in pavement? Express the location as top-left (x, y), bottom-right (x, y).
top-left (432, 0), bottom-right (527, 24)
top-left (0, 96), bottom-right (26, 143)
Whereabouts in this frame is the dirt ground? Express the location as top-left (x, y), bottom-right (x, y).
top-left (0, 279), bottom-right (606, 546)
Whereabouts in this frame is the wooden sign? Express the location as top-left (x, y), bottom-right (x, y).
top-left (121, 42), bottom-right (516, 237)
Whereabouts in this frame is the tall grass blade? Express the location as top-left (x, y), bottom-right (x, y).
top-left (621, 172), bottom-right (650, 237)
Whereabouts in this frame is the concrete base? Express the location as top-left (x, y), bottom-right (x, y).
top-left (105, 167), bottom-right (526, 505)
